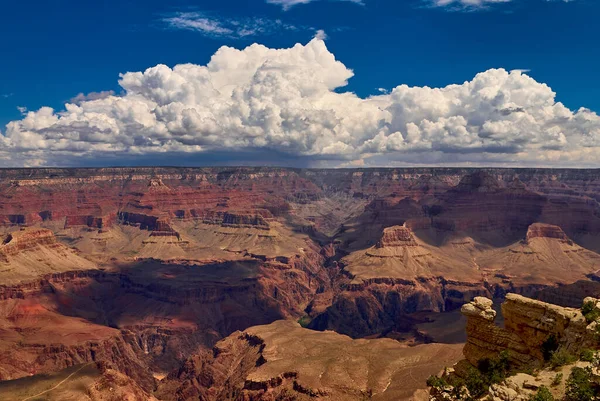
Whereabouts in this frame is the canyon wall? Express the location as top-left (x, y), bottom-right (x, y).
top-left (461, 294), bottom-right (597, 369)
top-left (1, 167), bottom-right (600, 399)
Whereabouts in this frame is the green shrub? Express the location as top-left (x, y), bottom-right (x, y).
top-left (582, 301), bottom-right (600, 323)
top-left (297, 315), bottom-right (311, 328)
top-left (465, 367), bottom-right (487, 398)
top-left (564, 367), bottom-right (595, 401)
top-left (551, 373), bottom-right (563, 386)
top-left (426, 375), bottom-right (448, 389)
top-left (477, 350), bottom-right (511, 384)
top-left (529, 386), bottom-right (555, 401)
top-left (580, 349), bottom-right (595, 362)
top-left (523, 367), bottom-right (535, 375)
top-left (549, 348), bottom-right (576, 369)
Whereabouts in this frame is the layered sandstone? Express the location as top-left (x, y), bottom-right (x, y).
top-left (461, 294), bottom-right (596, 369)
top-left (0, 243), bottom-right (331, 379)
top-left (0, 228), bottom-right (57, 256)
top-left (157, 320), bottom-right (464, 401)
top-left (0, 167), bottom-right (600, 399)
top-left (526, 223), bottom-right (571, 242)
top-left (477, 223), bottom-right (600, 287)
top-left (376, 225), bottom-right (418, 248)
top-left (0, 228), bottom-right (97, 284)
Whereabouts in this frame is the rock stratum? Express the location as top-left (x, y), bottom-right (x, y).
top-left (0, 167), bottom-right (600, 399)
top-left (461, 295), bottom-right (594, 368)
top-left (428, 294), bottom-right (600, 401)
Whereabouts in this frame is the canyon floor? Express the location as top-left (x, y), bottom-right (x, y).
top-left (1, 167), bottom-right (600, 400)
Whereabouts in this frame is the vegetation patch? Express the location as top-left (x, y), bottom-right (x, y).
top-left (582, 301), bottom-right (600, 324)
top-left (549, 348), bottom-right (576, 370)
top-left (564, 367), bottom-right (597, 401)
top-left (529, 386), bottom-right (555, 401)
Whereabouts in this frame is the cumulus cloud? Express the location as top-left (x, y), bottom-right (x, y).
top-left (162, 12), bottom-right (300, 38)
top-left (1, 38), bottom-right (599, 167)
top-left (266, 0), bottom-right (364, 11)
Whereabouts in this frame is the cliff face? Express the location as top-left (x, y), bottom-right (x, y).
top-left (1, 167), bottom-right (600, 399)
top-left (0, 246), bottom-right (331, 382)
top-left (156, 320), bottom-right (464, 401)
top-left (0, 228), bottom-right (58, 256)
top-left (0, 228), bottom-right (97, 283)
top-left (2, 167), bottom-right (600, 241)
top-left (461, 294), bottom-right (595, 369)
top-left (376, 225), bottom-right (419, 248)
top-left (526, 223), bottom-right (571, 242)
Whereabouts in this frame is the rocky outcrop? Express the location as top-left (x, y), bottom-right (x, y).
top-left (0, 328), bottom-right (155, 391)
top-left (88, 366), bottom-right (159, 401)
top-left (526, 222), bottom-right (571, 242)
top-left (200, 211), bottom-right (271, 229)
top-left (461, 294), bottom-right (596, 369)
top-left (0, 228), bottom-right (58, 257)
top-left (0, 228), bottom-right (97, 284)
top-left (157, 320), bottom-right (464, 401)
top-left (0, 245), bottom-right (332, 381)
top-left (376, 225), bottom-right (418, 248)
top-left (64, 214), bottom-right (116, 229)
top-left (1, 167), bottom-right (600, 399)
top-left (453, 171), bottom-right (503, 193)
top-left (310, 278), bottom-right (489, 338)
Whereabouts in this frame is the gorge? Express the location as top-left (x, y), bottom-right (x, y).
top-left (1, 167), bottom-right (600, 400)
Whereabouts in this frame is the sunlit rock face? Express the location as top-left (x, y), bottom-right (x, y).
top-left (461, 294), bottom-right (595, 369)
top-left (376, 225), bottom-right (419, 248)
top-left (1, 167), bottom-right (600, 399)
top-left (525, 223), bottom-right (571, 242)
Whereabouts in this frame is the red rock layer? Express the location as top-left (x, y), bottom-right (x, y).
top-left (526, 222), bottom-right (570, 242)
top-left (376, 225), bottom-right (418, 248)
top-left (0, 228), bottom-right (58, 257)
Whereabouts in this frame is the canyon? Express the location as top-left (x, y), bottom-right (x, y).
top-left (0, 167), bottom-right (600, 400)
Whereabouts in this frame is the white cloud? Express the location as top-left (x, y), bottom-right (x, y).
top-left (430, 0), bottom-right (574, 11)
top-left (510, 69), bottom-right (531, 74)
top-left (314, 29), bottom-right (328, 40)
top-left (266, 0), bottom-right (364, 11)
top-left (432, 0), bottom-right (510, 7)
top-left (162, 12), bottom-right (300, 39)
top-left (2, 38), bottom-right (599, 168)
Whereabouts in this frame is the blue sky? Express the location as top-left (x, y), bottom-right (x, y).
top-left (1, 0), bottom-right (599, 167)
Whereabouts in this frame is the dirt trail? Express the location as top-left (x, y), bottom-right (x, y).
top-left (20, 363), bottom-right (93, 401)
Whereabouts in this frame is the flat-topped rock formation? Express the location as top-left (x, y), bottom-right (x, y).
top-left (156, 320), bottom-right (464, 401)
top-left (526, 222), bottom-right (571, 243)
top-left (1, 228), bottom-right (57, 256)
top-left (477, 222), bottom-right (600, 287)
top-left (376, 225), bottom-right (418, 248)
top-left (0, 228), bottom-right (96, 284)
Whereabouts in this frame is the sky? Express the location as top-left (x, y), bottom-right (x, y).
top-left (0, 0), bottom-right (599, 168)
